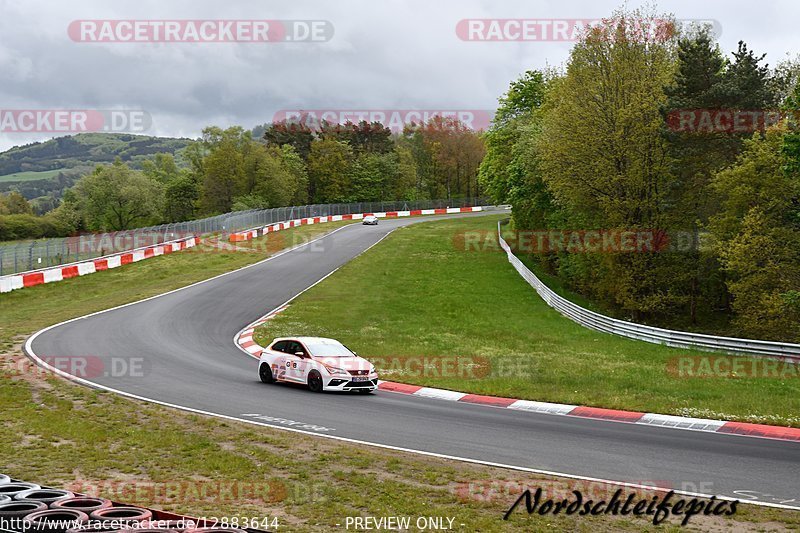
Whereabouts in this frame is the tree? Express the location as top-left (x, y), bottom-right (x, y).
top-left (348, 152), bottom-right (397, 202)
top-left (1, 191), bottom-right (33, 215)
top-left (709, 125), bottom-right (800, 340)
top-left (479, 70), bottom-right (547, 204)
top-left (662, 28), bottom-right (730, 323)
top-left (199, 127), bottom-right (248, 214)
top-left (307, 139), bottom-right (353, 203)
top-left (535, 8), bottom-right (680, 319)
top-left (264, 119), bottom-right (315, 161)
top-left (164, 173), bottom-right (200, 222)
top-left (141, 153), bottom-right (180, 183)
top-left (72, 159), bottom-right (164, 230)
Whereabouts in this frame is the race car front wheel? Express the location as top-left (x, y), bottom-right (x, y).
top-left (308, 371), bottom-right (324, 393)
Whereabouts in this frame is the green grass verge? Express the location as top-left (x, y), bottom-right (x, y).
top-left (0, 169), bottom-right (63, 183)
top-left (1, 216), bottom-right (798, 530)
top-left (254, 215), bottom-right (800, 427)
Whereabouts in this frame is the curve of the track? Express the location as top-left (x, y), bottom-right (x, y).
top-left (27, 213), bottom-right (800, 509)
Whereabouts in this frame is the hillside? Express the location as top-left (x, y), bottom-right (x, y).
top-left (0, 133), bottom-right (194, 208)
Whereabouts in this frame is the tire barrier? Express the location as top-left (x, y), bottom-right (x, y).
top-left (497, 219), bottom-right (800, 360)
top-left (14, 489), bottom-right (74, 505)
top-left (0, 476), bottom-right (270, 533)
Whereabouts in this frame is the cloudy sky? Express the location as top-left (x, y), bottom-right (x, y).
top-left (0, 0), bottom-right (798, 150)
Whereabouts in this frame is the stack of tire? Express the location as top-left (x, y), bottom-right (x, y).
top-left (0, 475), bottom-right (248, 533)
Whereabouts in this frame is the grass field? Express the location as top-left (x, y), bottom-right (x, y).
top-left (254, 215), bottom-right (800, 427)
top-left (1, 216), bottom-right (799, 530)
top-left (0, 168), bottom-right (63, 183)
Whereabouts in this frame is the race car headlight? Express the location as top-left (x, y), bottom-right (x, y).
top-left (324, 364), bottom-right (348, 376)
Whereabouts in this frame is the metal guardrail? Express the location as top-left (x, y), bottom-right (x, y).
top-left (0, 198), bottom-right (489, 276)
top-left (497, 219), bottom-right (800, 360)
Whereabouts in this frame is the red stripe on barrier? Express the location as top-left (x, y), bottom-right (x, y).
top-left (434, 208), bottom-right (447, 214)
top-left (94, 259), bottom-right (108, 270)
top-left (568, 406), bottom-right (645, 423)
top-left (314, 217), bottom-right (321, 223)
top-left (717, 422), bottom-right (800, 441)
top-left (144, 248), bottom-right (155, 259)
top-left (410, 209), bottom-right (422, 216)
top-left (22, 272), bottom-right (44, 287)
top-left (120, 254), bottom-right (133, 265)
top-left (378, 381), bottom-right (424, 394)
top-left (342, 214), bottom-right (353, 220)
top-left (459, 394), bottom-right (517, 407)
top-left (460, 207), bottom-right (472, 212)
top-left (61, 265), bottom-right (79, 279)
top-left (385, 211), bottom-right (398, 217)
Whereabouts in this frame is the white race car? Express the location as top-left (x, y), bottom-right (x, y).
top-left (258, 337), bottom-right (378, 393)
top-left (362, 215), bottom-right (379, 225)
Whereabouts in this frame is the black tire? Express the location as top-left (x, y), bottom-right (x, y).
top-left (0, 501), bottom-right (47, 518)
top-left (51, 497), bottom-right (112, 514)
top-left (259, 363), bottom-right (275, 384)
top-left (0, 483), bottom-right (40, 498)
top-left (14, 489), bottom-right (74, 505)
top-left (307, 371), bottom-right (324, 393)
top-left (23, 509), bottom-right (88, 533)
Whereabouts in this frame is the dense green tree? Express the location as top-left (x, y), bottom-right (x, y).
top-left (72, 159), bottom-right (164, 231)
top-left (199, 127), bottom-right (248, 214)
top-left (0, 191), bottom-right (34, 215)
top-left (307, 139), bottom-right (353, 203)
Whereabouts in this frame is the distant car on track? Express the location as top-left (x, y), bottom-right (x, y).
top-left (258, 337), bottom-right (378, 393)
top-left (362, 215), bottom-right (379, 225)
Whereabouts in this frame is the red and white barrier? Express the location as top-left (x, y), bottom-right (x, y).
top-left (0, 237), bottom-right (200, 294)
top-left (229, 206), bottom-right (484, 242)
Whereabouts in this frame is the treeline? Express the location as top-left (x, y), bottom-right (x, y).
top-left (0, 117), bottom-right (484, 239)
top-left (480, 8), bottom-right (800, 341)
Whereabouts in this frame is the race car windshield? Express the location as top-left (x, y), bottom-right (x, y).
top-left (307, 343), bottom-right (354, 357)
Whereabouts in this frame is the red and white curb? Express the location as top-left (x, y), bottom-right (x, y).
top-left (0, 237), bottom-right (200, 294)
top-left (237, 310), bottom-right (800, 444)
top-left (378, 384), bottom-right (800, 442)
top-left (229, 206), bottom-right (484, 242)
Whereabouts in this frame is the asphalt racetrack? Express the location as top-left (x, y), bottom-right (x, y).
top-left (26, 212), bottom-right (800, 509)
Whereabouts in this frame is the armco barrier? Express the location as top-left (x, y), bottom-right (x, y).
top-left (497, 220), bottom-right (800, 360)
top-left (0, 236), bottom-right (200, 294)
top-left (229, 206), bottom-right (486, 243)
